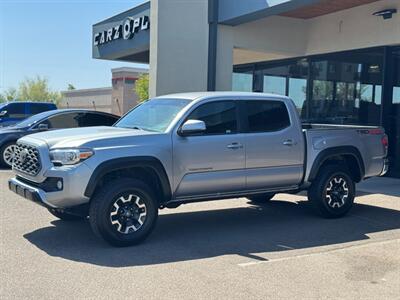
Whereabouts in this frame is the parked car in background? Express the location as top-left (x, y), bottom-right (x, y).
top-left (0, 109), bottom-right (119, 167)
top-left (7, 92), bottom-right (389, 246)
top-left (0, 102), bottom-right (57, 127)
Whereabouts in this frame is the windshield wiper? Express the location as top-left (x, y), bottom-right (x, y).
top-left (118, 125), bottom-right (159, 132)
top-left (117, 125), bottom-right (143, 130)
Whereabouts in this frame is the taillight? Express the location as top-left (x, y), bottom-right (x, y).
top-left (381, 135), bottom-right (389, 150)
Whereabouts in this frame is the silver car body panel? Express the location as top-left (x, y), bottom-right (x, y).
top-left (9, 92), bottom-right (387, 208)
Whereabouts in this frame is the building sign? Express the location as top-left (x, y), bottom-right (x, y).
top-left (94, 15), bottom-right (150, 46)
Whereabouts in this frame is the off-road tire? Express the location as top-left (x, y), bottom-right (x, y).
top-left (89, 178), bottom-right (158, 247)
top-left (308, 165), bottom-right (355, 218)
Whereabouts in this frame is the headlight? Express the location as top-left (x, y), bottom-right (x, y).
top-left (50, 148), bottom-right (94, 166)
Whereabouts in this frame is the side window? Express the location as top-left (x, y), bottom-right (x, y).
top-left (4, 103), bottom-right (26, 118)
top-left (79, 113), bottom-right (118, 127)
top-left (187, 101), bottom-right (237, 135)
top-left (30, 103), bottom-right (54, 115)
top-left (46, 113), bottom-right (80, 129)
top-left (245, 100), bottom-right (290, 132)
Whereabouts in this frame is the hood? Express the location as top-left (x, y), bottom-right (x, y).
top-left (24, 126), bottom-right (160, 149)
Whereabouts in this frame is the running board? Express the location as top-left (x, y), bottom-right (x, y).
top-left (166, 185), bottom-right (300, 205)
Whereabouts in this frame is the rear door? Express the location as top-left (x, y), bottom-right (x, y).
top-left (41, 112), bottom-right (81, 129)
top-left (243, 99), bottom-right (304, 190)
top-left (172, 100), bottom-right (246, 198)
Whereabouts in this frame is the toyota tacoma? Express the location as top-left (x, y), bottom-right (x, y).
top-left (8, 92), bottom-right (389, 246)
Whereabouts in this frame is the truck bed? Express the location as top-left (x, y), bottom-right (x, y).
top-left (302, 123), bottom-right (381, 130)
top-left (301, 123), bottom-right (387, 183)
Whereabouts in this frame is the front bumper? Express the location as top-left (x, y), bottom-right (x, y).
top-left (9, 177), bottom-right (56, 208)
top-left (10, 162), bottom-right (92, 208)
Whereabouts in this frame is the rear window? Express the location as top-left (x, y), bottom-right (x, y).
top-left (79, 112), bottom-right (118, 127)
top-left (245, 100), bottom-right (290, 132)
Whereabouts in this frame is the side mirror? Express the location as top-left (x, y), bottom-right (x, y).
top-left (0, 110), bottom-right (8, 117)
top-left (38, 123), bottom-right (49, 131)
top-left (179, 120), bottom-right (206, 136)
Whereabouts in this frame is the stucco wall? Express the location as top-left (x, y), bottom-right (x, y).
top-left (306, 0), bottom-right (400, 55)
top-left (149, 0), bottom-right (209, 97)
top-left (60, 88), bottom-right (113, 113)
top-left (216, 15), bottom-right (308, 90)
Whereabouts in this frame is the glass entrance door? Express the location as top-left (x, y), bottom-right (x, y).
top-left (388, 48), bottom-right (400, 176)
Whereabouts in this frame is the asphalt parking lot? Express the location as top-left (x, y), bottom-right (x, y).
top-left (0, 169), bottom-right (399, 299)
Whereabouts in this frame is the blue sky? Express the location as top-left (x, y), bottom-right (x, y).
top-left (0, 0), bottom-right (147, 93)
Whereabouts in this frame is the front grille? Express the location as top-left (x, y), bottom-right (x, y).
top-left (13, 143), bottom-right (42, 176)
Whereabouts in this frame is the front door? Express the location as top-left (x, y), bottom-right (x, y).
top-left (242, 99), bottom-right (304, 190)
top-left (172, 100), bottom-right (246, 198)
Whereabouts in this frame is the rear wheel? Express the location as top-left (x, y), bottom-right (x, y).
top-left (89, 178), bottom-right (158, 247)
top-left (0, 142), bottom-right (17, 168)
top-left (308, 165), bottom-right (355, 218)
top-left (247, 193), bottom-right (275, 204)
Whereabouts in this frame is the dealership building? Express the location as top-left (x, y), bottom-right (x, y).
top-left (93, 0), bottom-right (400, 176)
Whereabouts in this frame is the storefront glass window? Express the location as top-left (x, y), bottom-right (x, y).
top-left (263, 76), bottom-right (285, 95)
top-left (360, 84), bottom-right (373, 102)
top-left (375, 85), bottom-right (382, 104)
top-left (308, 49), bottom-right (383, 125)
top-left (389, 48), bottom-right (400, 175)
top-left (257, 60), bottom-right (308, 116)
top-left (393, 51), bottom-right (400, 103)
top-left (233, 48), bottom-right (383, 125)
top-left (288, 78), bottom-right (306, 115)
top-left (232, 72), bottom-right (253, 92)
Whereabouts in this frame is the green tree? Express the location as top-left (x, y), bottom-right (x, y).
top-left (18, 76), bottom-right (61, 104)
top-left (67, 84), bottom-right (76, 90)
top-left (0, 87), bottom-right (17, 102)
top-left (135, 74), bottom-right (149, 102)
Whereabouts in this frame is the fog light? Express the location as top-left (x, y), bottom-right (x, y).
top-left (57, 180), bottom-right (63, 190)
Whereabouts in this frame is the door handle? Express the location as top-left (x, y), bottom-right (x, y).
top-left (283, 139), bottom-right (296, 146)
top-left (227, 142), bottom-right (243, 150)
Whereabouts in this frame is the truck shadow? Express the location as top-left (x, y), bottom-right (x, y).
top-left (24, 200), bottom-right (400, 268)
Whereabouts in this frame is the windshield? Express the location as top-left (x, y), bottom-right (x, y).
top-left (115, 99), bottom-right (191, 132)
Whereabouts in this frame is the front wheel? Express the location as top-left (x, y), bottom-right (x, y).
top-left (89, 178), bottom-right (158, 247)
top-left (308, 165), bottom-right (355, 218)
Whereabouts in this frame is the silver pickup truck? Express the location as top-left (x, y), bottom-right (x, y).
top-left (8, 92), bottom-right (389, 246)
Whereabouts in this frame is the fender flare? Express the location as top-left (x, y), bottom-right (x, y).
top-left (84, 156), bottom-right (172, 201)
top-left (308, 146), bottom-right (365, 182)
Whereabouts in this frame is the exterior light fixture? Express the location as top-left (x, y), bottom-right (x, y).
top-left (368, 65), bottom-right (380, 73)
top-left (373, 9), bottom-right (397, 19)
